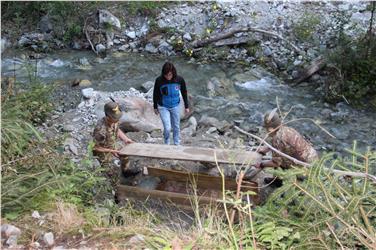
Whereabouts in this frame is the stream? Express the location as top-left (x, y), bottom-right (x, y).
top-left (2, 49), bottom-right (376, 156)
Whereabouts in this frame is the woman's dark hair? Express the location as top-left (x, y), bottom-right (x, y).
top-left (161, 62), bottom-right (177, 80)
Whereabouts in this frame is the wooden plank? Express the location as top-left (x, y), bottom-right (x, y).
top-left (119, 143), bottom-right (262, 165)
top-left (117, 185), bottom-right (218, 207)
top-left (147, 167), bottom-right (258, 193)
top-left (117, 167), bottom-right (260, 205)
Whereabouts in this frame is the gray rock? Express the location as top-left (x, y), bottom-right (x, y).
top-left (206, 127), bottom-right (218, 134)
top-left (79, 57), bottom-right (90, 66)
top-left (96, 96), bottom-right (163, 132)
top-left (158, 41), bottom-right (173, 55)
top-left (32, 210), bottom-right (41, 219)
top-left (98, 9), bottom-right (121, 29)
top-left (263, 46), bottom-right (273, 57)
top-left (95, 44), bottom-right (106, 53)
top-left (1, 38), bottom-right (10, 53)
top-left (183, 33), bottom-right (192, 41)
top-left (18, 36), bottom-right (31, 46)
top-left (118, 44), bottom-right (129, 51)
top-left (52, 246), bottom-right (65, 250)
top-left (129, 42), bottom-right (137, 49)
top-left (292, 70), bottom-right (299, 79)
top-left (69, 143), bottom-right (79, 155)
top-left (113, 39), bottom-right (121, 44)
top-left (81, 88), bottom-right (94, 99)
top-left (79, 79), bottom-right (92, 87)
top-left (39, 15), bottom-right (53, 33)
top-left (30, 241), bottom-right (41, 249)
top-left (145, 43), bottom-right (158, 53)
top-left (293, 60), bottom-right (302, 66)
top-left (188, 116), bottom-right (197, 130)
top-left (105, 31), bottom-right (114, 48)
top-left (141, 81), bottom-right (154, 92)
top-left (71, 41), bottom-right (81, 50)
top-left (63, 124), bottom-right (75, 132)
top-left (136, 176), bottom-right (161, 190)
top-left (126, 31), bottom-right (136, 39)
top-left (43, 232), bottom-right (54, 247)
top-left (128, 234), bottom-right (145, 245)
top-left (1, 224), bottom-right (21, 239)
top-left (6, 235), bottom-right (18, 247)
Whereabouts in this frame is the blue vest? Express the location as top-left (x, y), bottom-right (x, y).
top-left (160, 83), bottom-right (180, 108)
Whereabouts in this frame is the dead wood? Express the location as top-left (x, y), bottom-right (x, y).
top-left (214, 37), bottom-right (255, 47)
top-left (192, 26), bottom-right (302, 54)
top-left (293, 57), bottom-right (327, 85)
top-left (84, 17), bottom-right (98, 55)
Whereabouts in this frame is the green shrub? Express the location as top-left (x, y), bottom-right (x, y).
top-left (327, 34), bottom-right (376, 103)
top-left (292, 12), bottom-right (321, 42)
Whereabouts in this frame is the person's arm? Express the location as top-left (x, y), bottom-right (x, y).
top-left (257, 146), bottom-right (270, 155)
top-left (93, 146), bottom-right (119, 154)
top-left (153, 77), bottom-right (160, 114)
top-left (180, 77), bottom-right (189, 113)
top-left (258, 159), bottom-right (281, 169)
top-left (117, 129), bottom-right (134, 144)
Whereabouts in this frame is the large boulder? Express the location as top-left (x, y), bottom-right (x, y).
top-left (38, 15), bottom-right (53, 33)
top-left (98, 10), bottom-right (121, 29)
top-left (95, 97), bottom-right (162, 132)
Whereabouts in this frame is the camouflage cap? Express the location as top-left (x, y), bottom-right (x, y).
top-left (264, 108), bottom-right (282, 128)
top-left (104, 102), bottom-right (122, 121)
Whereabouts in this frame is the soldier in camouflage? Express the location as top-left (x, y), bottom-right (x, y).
top-left (257, 109), bottom-right (318, 169)
top-left (93, 101), bottom-right (134, 197)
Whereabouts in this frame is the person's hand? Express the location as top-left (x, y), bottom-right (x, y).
top-left (111, 149), bottom-right (120, 157)
top-left (154, 109), bottom-right (159, 115)
top-left (185, 108), bottom-right (190, 114)
top-left (254, 162), bottom-right (264, 169)
top-left (125, 139), bottom-right (134, 144)
top-left (257, 146), bottom-right (269, 155)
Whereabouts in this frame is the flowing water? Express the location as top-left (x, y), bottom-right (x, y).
top-left (2, 49), bottom-right (375, 155)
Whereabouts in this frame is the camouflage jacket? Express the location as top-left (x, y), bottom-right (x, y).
top-left (272, 126), bottom-right (318, 168)
top-left (93, 117), bottom-right (119, 162)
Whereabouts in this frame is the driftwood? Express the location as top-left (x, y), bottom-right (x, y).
top-left (84, 16), bottom-right (98, 55)
top-left (192, 26), bottom-right (302, 54)
top-left (234, 126), bottom-right (376, 183)
top-left (293, 56), bottom-right (327, 85)
top-left (214, 37), bottom-right (256, 47)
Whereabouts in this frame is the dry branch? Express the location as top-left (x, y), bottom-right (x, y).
top-left (84, 17), bottom-right (98, 55)
top-left (192, 26), bottom-right (302, 54)
top-left (293, 57), bottom-right (327, 85)
top-left (234, 126), bottom-right (376, 183)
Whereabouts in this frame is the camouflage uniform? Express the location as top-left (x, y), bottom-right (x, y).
top-left (93, 117), bottom-right (130, 191)
top-left (272, 126), bottom-right (318, 169)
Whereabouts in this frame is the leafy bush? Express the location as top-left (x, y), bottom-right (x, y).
top-left (326, 33), bottom-right (376, 104)
top-left (253, 146), bottom-right (376, 249)
top-left (292, 12), bottom-right (321, 42)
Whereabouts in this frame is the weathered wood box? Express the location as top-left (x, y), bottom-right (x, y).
top-left (117, 167), bottom-right (260, 207)
top-left (117, 143), bottom-right (262, 208)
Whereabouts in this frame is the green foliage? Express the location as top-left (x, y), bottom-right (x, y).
top-left (326, 33), bottom-right (376, 104)
top-left (253, 145), bottom-right (376, 249)
top-left (1, 78), bottom-right (54, 162)
top-left (245, 40), bottom-right (261, 57)
top-left (1, 140), bottom-right (104, 220)
top-left (255, 222), bottom-right (298, 250)
top-left (292, 12), bottom-right (321, 42)
top-left (63, 23), bottom-right (82, 42)
top-left (125, 1), bottom-right (169, 17)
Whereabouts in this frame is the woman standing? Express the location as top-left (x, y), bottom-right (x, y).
top-left (153, 62), bottom-right (189, 145)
